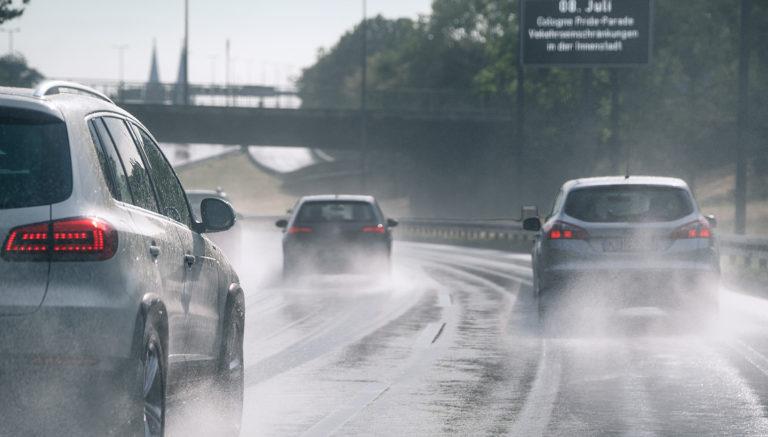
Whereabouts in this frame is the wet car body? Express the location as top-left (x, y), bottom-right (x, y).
top-left (277, 194), bottom-right (397, 276)
top-left (0, 82), bottom-right (244, 436)
top-left (524, 176), bottom-right (720, 316)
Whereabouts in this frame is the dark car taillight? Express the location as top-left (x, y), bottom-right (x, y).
top-left (288, 226), bottom-right (312, 234)
top-left (361, 224), bottom-right (386, 234)
top-left (2, 217), bottom-right (118, 261)
top-left (545, 220), bottom-right (589, 240)
top-left (672, 219), bottom-right (712, 239)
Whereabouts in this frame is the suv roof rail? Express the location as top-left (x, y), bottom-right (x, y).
top-left (33, 81), bottom-right (114, 104)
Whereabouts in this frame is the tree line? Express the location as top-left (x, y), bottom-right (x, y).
top-left (297, 0), bottom-right (768, 216)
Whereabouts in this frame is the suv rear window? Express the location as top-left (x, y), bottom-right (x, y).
top-left (0, 108), bottom-right (72, 209)
top-left (564, 185), bottom-right (694, 223)
top-left (297, 201), bottom-right (376, 223)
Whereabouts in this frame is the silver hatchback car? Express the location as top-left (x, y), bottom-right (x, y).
top-left (0, 82), bottom-right (244, 436)
top-left (523, 176), bottom-right (720, 318)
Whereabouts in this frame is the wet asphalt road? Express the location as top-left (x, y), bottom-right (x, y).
top-left (174, 223), bottom-right (768, 436)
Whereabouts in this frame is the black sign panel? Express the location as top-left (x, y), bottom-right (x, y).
top-left (521, 0), bottom-right (652, 67)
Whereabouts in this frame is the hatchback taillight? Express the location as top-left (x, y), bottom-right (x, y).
top-left (545, 221), bottom-right (589, 240)
top-left (672, 219), bottom-right (712, 239)
top-left (2, 217), bottom-right (118, 261)
top-left (362, 224), bottom-right (386, 234)
top-left (288, 227), bottom-right (312, 234)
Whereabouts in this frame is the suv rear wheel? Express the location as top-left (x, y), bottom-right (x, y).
top-left (141, 324), bottom-right (166, 437)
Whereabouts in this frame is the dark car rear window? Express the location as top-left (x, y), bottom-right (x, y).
top-left (296, 201), bottom-right (377, 223)
top-left (564, 185), bottom-right (694, 223)
top-left (0, 108), bottom-right (72, 209)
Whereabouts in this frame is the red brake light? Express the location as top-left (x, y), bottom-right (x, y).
top-left (672, 219), bottom-right (712, 239)
top-left (2, 217), bottom-right (118, 261)
top-left (545, 221), bottom-right (588, 240)
top-left (362, 224), bottom-right (386, 234)
top-left (289, 227), bottom-right (312, 234)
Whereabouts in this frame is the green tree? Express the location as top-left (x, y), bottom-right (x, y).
top-left (0, 0), bottom-right (29, 25)
top-left (0, 54), bottom-right (42, 87)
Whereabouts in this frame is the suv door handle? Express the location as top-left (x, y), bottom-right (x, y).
top-left (184, 254), bottom-right (196, 266)
top-left (149, 245), bottom-right (160, 257)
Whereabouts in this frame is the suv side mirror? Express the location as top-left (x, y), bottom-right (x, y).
top-left (386, 218), bottom-right (399, 228)
top-left (200, 198), bottom-right (235, 233)
top-left (275, 219), bottom-right (288, 228)
top-left (705, 215), bottom-right (717, 228)
top-left (523, 217), bottom-right (542, 232)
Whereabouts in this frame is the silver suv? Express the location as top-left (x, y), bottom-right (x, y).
top-left (523, 176), bottom-right (720, 319)
top-left (0, 82), bottom-right (244, 436)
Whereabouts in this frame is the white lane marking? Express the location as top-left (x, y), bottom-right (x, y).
top-left (726, 339), bottom-right (768, 377)
top-left (301, 319), bottom-right (449, 437)
top-left (508, 341), bottom-right (562, 437)
top-left (300, 382), bottom-right (390, 437)
top-left (438, 289), bottom-right (453, 308)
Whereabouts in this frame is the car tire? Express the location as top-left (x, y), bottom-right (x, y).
top-left (215, 295), bottom-right (245, 437)
top-left (140, 323), bottom-right (166, 437)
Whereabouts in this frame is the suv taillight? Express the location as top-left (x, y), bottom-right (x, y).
top-left (2, 217), bottom-right (118, 261)
top-left (672, 219), bottom-right (712, 239)
top-left (545, 220), bottom-right (589, 240)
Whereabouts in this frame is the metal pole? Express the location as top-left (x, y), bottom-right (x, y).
top-left (1, 28), bottom-right (20, 54)
top-left (735, 0), bottom-right (751, 234)
top-left (183, 0), bottom-right (190, 105)
top-left (113, 44), bottom-right (128, 84)
top-left (610, 70), bottom-right (621, 173)
top-left (360, 0), bottom-right (368, 192)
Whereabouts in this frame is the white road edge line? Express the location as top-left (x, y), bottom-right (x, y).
top-left (726, 339), bottom-right (768, 378)
top-left (508, 340), bottom-right (562, 437)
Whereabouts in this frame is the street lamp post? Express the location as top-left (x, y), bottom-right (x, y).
top-left (183, 0), bottom-right (189, 105)
top-left (113, 44), bottom-right (129, 86)
top-left (0, 28), bottom-right (20, 54)
top-left (360, 0), bottom-right (368, 192)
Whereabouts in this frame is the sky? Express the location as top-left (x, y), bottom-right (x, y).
top-left (5, 0), bottom-right (432, 88)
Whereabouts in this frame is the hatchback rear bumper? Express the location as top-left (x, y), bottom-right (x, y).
top-left (538, 266), bottom-right (720, 310)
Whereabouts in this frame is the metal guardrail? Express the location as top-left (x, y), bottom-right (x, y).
top-left (395, 218), bottom-right (535, 252)
top-left (719, 234), bottom-right (768, 270)
top-left (396, 219), bottom-right (768, 271)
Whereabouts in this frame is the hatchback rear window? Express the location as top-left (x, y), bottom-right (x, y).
top-left (297, 201), bottom-right (376, 223)
top-left (564, 185), bottom-right (694, 222)
top-left (0, 108), bottom-right (72, 209)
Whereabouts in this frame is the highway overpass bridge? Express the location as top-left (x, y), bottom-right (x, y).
top-left (119, 103), bottom-right (517, 151)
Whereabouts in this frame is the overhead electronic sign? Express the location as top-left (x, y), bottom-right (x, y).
top-left (521, 0), bottom-right (652, 67)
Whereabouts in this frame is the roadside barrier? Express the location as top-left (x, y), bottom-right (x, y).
top-left (719, 234), bottom-right (768, 271)
top-left (242, 215), bottom-right (768, 272)
top-left (395, 218), bottom-right (768, 273)
top-left (394, 218), bottom-right (535, 253)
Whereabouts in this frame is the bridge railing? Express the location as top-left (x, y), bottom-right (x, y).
top-left (75, 79), bottom-right (514, 114)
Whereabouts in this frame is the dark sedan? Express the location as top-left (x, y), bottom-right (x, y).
top-left (276, 195), bottom-right (397, 278)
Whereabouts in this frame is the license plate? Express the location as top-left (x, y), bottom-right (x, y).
top-left (602, 238), bottom-right (658, 252)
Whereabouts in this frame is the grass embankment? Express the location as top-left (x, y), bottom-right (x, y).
top-left (175, 152), bottom-right (411, 218)
top-left (176, 153), bottom-right (297, 217)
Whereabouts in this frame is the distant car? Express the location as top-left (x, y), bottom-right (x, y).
top-left (523, 176), bottom-right (720, 319)
top-left (0, 81), bottom-right (244, 436)
top-left (186, 188), bottom-right (243, 265)
top-left (276, 194), bottom-right (398, 277)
